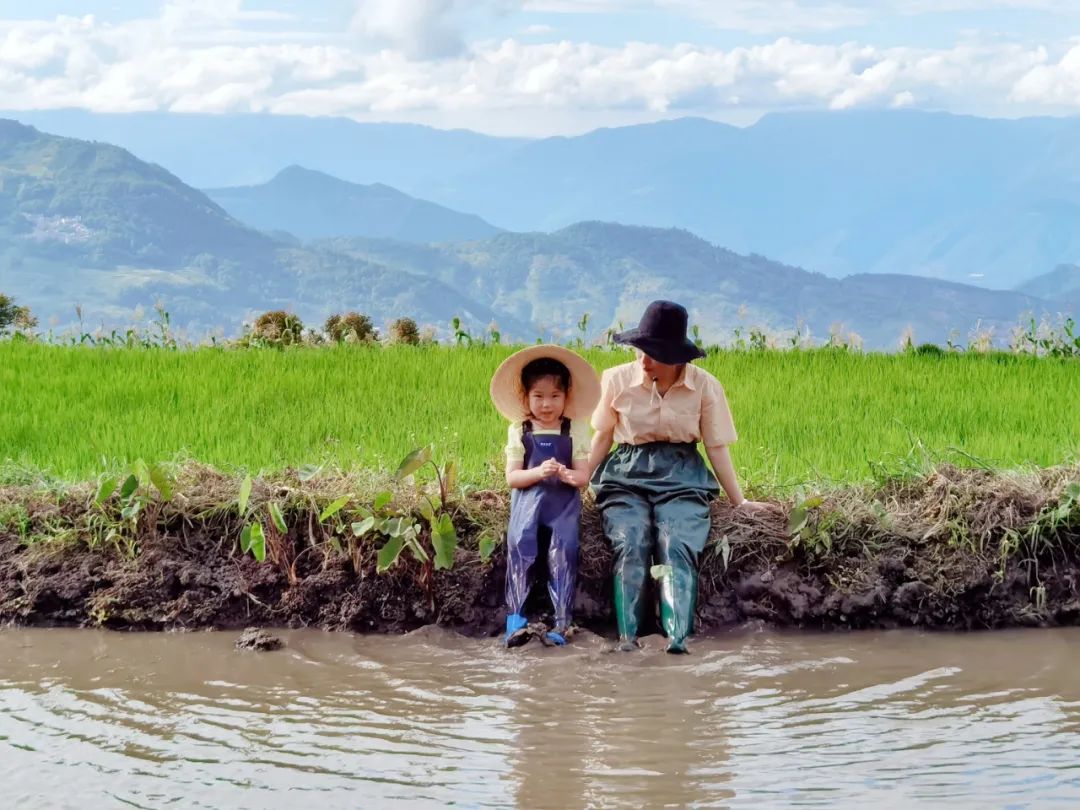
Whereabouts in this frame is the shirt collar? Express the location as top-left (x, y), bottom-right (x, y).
top-left (634, 360), bottom-right (695, 391)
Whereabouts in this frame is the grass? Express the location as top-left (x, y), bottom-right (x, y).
top-left (1, 341), bottom-right (1078, 490)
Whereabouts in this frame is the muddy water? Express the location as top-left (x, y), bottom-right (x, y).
top-left (3, 628), bottom-right (1080, 809)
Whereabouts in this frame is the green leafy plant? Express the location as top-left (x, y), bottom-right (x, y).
top-left (345, 446), bottom-right (464, 613)
top-left (787, 494), bottom-right (833, 560)
top-left (452, 316), bottom-right (474, 346)
top-left (235, 475), bottom-right (267, 562)
top-left (997, 481), bottom-right (1080, 588)
top-left (477, 529), bottom-right (499, 563)
top-left (395, 446), bottom-right (461, 570)
top-left (93, 460), bottom-right (175, 557)
top-left (235, 476), bottom-right (299, 583)
top-left (574, 313), bottom-right (590, 348)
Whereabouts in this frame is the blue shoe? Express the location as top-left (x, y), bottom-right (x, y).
top-left (543, 631), bottom-right (567, 646)
top-left (505, 614), bottom-right (528, 647)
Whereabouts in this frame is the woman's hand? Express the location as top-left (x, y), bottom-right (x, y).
top-left (735, 499), bottom-right (770, 512)
top-left (556, 465), bottom-right (588, 488)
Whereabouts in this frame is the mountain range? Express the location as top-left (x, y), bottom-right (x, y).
top-left (0, 117), bottom-right (1072, 348)
top-left (7, 108), bottom-right (1080, 291)
top-left (205, 167), bottom-right (500, 243)
top-left (0, 119), bottom-right (519, 336)
top-left (317, 225), bottom-right (1050, 348)
top-left (1017, 264), bottom-right (1080, 308)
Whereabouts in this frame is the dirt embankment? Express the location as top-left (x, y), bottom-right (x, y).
top-left (2, 463), bottom-right (1079, 636)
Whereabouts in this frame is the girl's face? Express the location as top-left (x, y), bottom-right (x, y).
top-left (526, 376), bottom-right (567, 423)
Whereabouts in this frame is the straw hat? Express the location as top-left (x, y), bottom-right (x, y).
top-left (489, 344), bottom-right (601, 422)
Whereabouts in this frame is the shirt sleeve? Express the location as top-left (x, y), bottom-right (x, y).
top-left (570, 419), bottom-right (591, 460)
top-left (700, 377), bottom-right (738, 448)
top-left (504, 422), bottom-right (525, 462)
top-left (591, 368), bottom-right (618, 433)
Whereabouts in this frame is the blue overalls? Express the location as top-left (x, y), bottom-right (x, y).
top-left (505, 418), bottom-right (581, 646)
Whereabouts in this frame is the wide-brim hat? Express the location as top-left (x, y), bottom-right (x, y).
top-left (489, 344), bottom-right (601, 422)
top-left (614, 300), bottom-right (706, 365)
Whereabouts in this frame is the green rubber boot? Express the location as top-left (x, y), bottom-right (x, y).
top-left (602, 493), bottom-right (653, 649)
top-left (659, 570), bottom-right (697, 654)
top-left (654, 492), bottom-right (711, 655)
top-left (613, 572), bottom-right (646, 650)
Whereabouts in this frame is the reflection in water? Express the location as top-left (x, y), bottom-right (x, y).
top-left (3, 627), bottom-right (1080, 808)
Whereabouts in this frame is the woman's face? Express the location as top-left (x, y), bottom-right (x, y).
top-left (636, 349), bottom-right (679, 381)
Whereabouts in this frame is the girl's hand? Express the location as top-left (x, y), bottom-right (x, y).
top-left (538, 458), bottom-right (562, 478)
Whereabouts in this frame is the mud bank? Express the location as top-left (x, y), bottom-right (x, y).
top-left (1, 463), bottom-right (1079, 636)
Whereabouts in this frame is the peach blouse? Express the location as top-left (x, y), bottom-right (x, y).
top-left (590, 360), bottom-right (738, 449)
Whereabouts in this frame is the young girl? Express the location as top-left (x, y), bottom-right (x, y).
top-left (489, 345), bottom-right (600, 647)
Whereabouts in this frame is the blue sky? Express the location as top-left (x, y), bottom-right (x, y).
top-left (1, 1), bottom-right (1078, 134)
top-left (15, 1), bottom-right (1079, 45)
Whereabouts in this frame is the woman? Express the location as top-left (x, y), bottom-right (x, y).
top-left (588, 300), bottom-right (766, 654)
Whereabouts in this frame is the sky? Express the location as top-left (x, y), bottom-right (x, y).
top-left (1, 1), bottom-right (1079, 135)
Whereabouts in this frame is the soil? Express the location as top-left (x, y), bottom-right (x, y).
top-left (2, 464), bottom-right (1079, 636)
top-left (235, 627), bottom-right (284, 651)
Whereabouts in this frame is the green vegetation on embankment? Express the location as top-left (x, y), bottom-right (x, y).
top-left (1, 460), bottom-right (1078, 632)
top-left (2, 342), bottom-right (1078, 490)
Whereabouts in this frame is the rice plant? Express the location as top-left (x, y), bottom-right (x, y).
top-left (0, 341), bottom-right (1077, 490)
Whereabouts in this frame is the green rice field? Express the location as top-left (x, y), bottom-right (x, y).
top-left (1, 342), bottom-right (1077, 490)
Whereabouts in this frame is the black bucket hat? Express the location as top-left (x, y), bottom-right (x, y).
top-left (614, 300), bottom-right (706, 365)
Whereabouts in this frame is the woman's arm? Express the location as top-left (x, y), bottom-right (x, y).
top-left (700, 376), bottom-right (767, 510)
top-left (587, 426), bottom-right (615, 476)
top-left (708, 447), bottom-right (768, 509)
top-left (704, 444), bottom-right (744, 505)
top-left (704, 444), bottom-right (767, 510)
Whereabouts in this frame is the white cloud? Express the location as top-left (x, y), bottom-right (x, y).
top-left (350, 0), bottom-right (519, 60)
top-left (1, 5), bottom-right (1079, 134)
top-left (350, 0), bottom-right (465, 59)
top-left (1010, 43), bottom-right (1080, 104)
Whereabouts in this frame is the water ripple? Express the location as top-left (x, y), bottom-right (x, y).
top-left (4, 627), bottom-right (1080, 808)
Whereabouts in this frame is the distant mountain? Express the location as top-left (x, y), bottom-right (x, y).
top-left (1017, 265), bottom-right (1080, 306)
top-left (7, 109), bottom-right (1080, 290)
top-left (0, 118), bottom-right (273, 267)
top-left (318, 222), bottom-right (1056, 349)
top-left (0, 120), bottom-right (1066, 348)
top-left (205, 167), bottom-right (501, 243)
top-left (425, 112), bottom-right (1080, 291)
top-left (0, 109), bottom-right (522, 191)
top-left (0, 120), bottom-right (519, 336)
